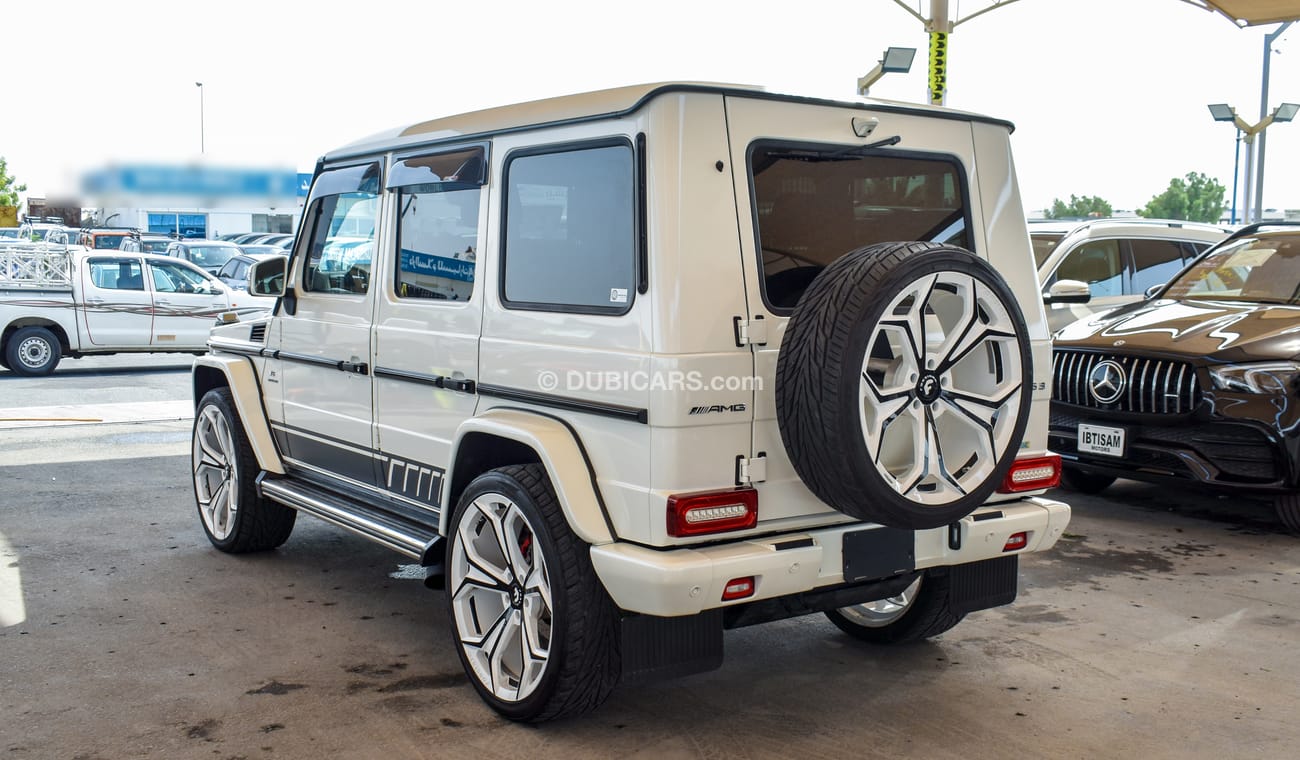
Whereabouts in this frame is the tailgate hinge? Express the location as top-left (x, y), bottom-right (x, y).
top-left (735, 453), bottom-right (768, 485)
top-left (733, 315), bottom-right (768, 347)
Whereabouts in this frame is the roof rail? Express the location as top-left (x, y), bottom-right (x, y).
top-left (1221, 220), bottom-right (1300, 245)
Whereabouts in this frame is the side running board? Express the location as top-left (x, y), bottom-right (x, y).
top-left (257, 474), bottom-right (442, 562)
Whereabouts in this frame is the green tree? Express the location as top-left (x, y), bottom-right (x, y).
top-left (1139, 172), bottom-right (1226, 223)
top-left (0, 156), bottom-right (26, 206)
top-left (1045, 194), bottom-right (1112, 219)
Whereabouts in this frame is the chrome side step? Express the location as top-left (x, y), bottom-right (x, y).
top-left (258, 474), bottom-right (440, 560)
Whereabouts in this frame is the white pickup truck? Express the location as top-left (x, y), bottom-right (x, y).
top-left (0, 242), bottom-right (240, 375)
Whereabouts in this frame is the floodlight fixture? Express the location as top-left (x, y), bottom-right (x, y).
top-left (880, 46), bottom-right (917, 74)
top-left (1273, 103), bottom-right (1300, 123)
top-left (857, 46), bottom-right (917, 97)
top-left (1207, 103), bottom-right (1236, 122)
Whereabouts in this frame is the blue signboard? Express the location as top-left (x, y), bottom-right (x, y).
top-left (399, 249), bottom-right (475, 282)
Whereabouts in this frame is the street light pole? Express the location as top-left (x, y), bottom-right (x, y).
top-left (1208, 102), bottom-right (1299, 224)
top-left (195, 82), bottom-right (205, 154)
top-left (1252, 21), bottom-right (1292, 223)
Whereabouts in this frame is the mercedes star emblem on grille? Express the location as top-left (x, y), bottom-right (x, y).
top-left (1088, 360), bottom-right (1127, 404)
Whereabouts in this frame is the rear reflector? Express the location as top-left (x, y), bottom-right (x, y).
top-left (998, 453), bottom-right (1061, 493)
top-left (721, 576), bottom-right (756, 601)
top-left (1003, 532), bottom-right (1028, 552)
top-left (666, 488), bottom-right (758, 537)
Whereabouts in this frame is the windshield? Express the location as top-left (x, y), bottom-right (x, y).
top-left (94, 235), bottom-right (126, 249)
top-left (188, 246), bottom-right (237, 267)
top-left (1164, 233), bottom-right (1300, 304)
top-left (1030, 233), bottom-right (1064, 268)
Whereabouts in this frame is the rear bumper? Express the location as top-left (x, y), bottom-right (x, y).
top-left (589, 496), bottom-right (1070, 617)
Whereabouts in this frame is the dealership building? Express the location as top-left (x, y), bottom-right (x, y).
top-left (76, 164), bottom-right (311, 239)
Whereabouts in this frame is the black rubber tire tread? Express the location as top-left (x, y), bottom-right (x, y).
top-left (775, 241), bottom-right (1033, 529)
top-left (1274, 492), bottom-right (1300, 534)
top-left (1060, 467), bottom-right (1116, 495)
top-left (825, 571), bottom-right (965, 644)
top-left (192, 388), bottom-right (296, 553)
top-left (5, 326), bottom-right (62, 376)
top-left (447, 464), bottom-right (620, 723)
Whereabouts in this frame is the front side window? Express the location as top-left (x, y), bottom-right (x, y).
top-left (1055, 239), bottom-right (1122, 298)
top-left (392, 148), bottom-right (484, 301)
top-left (303, 162), bottom-right (380, 295)
top-left (148, 259), bottom-right (218, 294)
top-left (1130, 238), bottom-right (1188, 294)
top-left (750, 143), bottom-right (969, 310)
top-left (502, 142), bottom-right (635, 312)
top-left (87, 258), bottom-right (145, 290)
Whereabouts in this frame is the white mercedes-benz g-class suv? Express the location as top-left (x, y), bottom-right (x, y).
top-left (190, 82), bottom-right (1071, 722)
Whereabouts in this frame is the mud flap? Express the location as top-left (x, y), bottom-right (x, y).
top-left (948, 555), bottom-right (1019, 615)
top-left (620, 609), bottom-right (724, 685)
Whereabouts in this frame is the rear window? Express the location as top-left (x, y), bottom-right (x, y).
top-left (749, 143), bottom-right (970, 311)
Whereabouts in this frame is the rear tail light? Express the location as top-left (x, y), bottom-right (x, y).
top-left (666, 487), bottom-right (758, 537)
top-left (721, 576), bottom-right (756, 601)
top-left (1003, 531), bottom-right (1028, 552)
top-left (998, 454), bottom-right (1061, 493)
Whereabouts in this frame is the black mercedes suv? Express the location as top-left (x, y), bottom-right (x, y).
top-left (1049, 222), bottom-right (1300, 532)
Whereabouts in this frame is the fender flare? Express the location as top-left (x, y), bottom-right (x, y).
top-left (444, 409), bottom-right (615, 545)
top-left (192, 354), bottom-right (285, 475)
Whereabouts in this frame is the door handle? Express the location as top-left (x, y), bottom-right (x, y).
top-left (155, 299), bottom-right (171, 305)
top-left (87, 297), bottom-right (104, 304)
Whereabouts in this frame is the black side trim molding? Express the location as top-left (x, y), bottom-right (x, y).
top-left (278, 350), bottom-right (369, 375)
top-left (478, 384), bottom-right (648, 424)
top-left (374, 366), bottom-right (476, 393)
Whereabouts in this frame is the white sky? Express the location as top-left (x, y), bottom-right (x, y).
top-left (3, 0), bottom-right (1297, 214)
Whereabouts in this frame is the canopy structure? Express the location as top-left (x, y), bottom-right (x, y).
top-left (1183, 1), bottom-right (1300, 25)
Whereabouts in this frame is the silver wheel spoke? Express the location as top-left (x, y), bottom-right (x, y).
top-left (839, 576), bottom-right (923, 628)
top-left (192, 403), bottom-right (237, 540)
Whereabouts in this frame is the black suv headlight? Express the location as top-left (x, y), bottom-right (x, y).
top-left (1208, 362), bottom-right (1300, 394)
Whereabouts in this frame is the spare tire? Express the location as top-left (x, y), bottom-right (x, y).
top-left (775, 241), bottom-right (1032, 530)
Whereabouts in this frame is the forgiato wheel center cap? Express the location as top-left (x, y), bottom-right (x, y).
top-left (915, 372), bottom-right (942, 404)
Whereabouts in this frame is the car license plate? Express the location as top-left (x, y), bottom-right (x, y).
top-left (1078, 423), bottom-right (1125, 457)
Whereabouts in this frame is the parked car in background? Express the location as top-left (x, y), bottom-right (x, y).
top-left (1050, 222), bottom-right (1300, 532)
top-left (78, 228), bottom-right (137, 250)
top-left (215, 250), bottom-right (283, 291)
top-left (230, 232), bottom-right (271, 245)
top-left (0, 228), bottom-right (21, 240)
top-left (16, 221), bottom-right (67, 242)
top-left (121, 234), bottom-right (175, 254)
top-left (235, 244), bottom-right (287, 258)
top-left (164, 239), bottom-right (243, 276)
top-left (1034, 218), bottom-right (1230, 333)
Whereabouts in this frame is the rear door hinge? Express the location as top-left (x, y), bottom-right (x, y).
top-left (733, 315), bottom-right (768, 347)
top-left (736, 453), bottom-right (768, 485)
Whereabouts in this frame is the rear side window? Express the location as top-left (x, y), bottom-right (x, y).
top-left (749, 143), bottom-right (970, 311)
top-left (1130, 238), bottom-right (1188, 293)
top-left (302, 162), bottom-right (381, 296)
top-left (87, 258), bottom-right (144, 290)
top-left (502, 141), bottom-right (635, 313)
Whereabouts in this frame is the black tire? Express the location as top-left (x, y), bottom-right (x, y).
top-left (825, 572), bottom-right (965, 644)
top-left (5, 326), bottom-right (62, 376)
top-left (191, 388), bottom-right (296, 553)
top-left (776, 241), bottom-right (1033, 530)
top-left (1060, 466), bottom-right (1116, 495)
top-left (1274, 493), bottom-right (1300, 534)
top-left (446, 464), bottom-right (620, 722)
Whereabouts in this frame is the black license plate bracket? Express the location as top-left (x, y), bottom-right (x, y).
top-left (842, 527), bottom-right (915, 583)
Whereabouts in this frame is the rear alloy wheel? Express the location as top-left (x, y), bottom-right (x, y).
top-left (192, 388), bottom-right (296, 552)
top-left (777, 242), bottom-right (1032, 530)
top-left (447, 465), bottom-right (619, 722)
top-left (1274, 493), bottom-right (1300, 534)
top-left (826, 572), bottom-right (965, 644)
top-left (1060, 466), bottom-right (1116, 495)
top-left (5, 326), bottom-right (62, 376)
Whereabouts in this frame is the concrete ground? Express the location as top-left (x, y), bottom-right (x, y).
top-left (1, 356), bottom-right (1297, 759)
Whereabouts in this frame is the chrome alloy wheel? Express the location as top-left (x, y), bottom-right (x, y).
top-left (16, 334), bottom-right (52, 371)
top-left (450, 494), bottom-right (553, 703)
top-left (192, 404), bottom-right (239, 540)
top-left (838, 576), bottom-right (923, 628)
top-left (860, 271), bottom-right (1025, 506)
